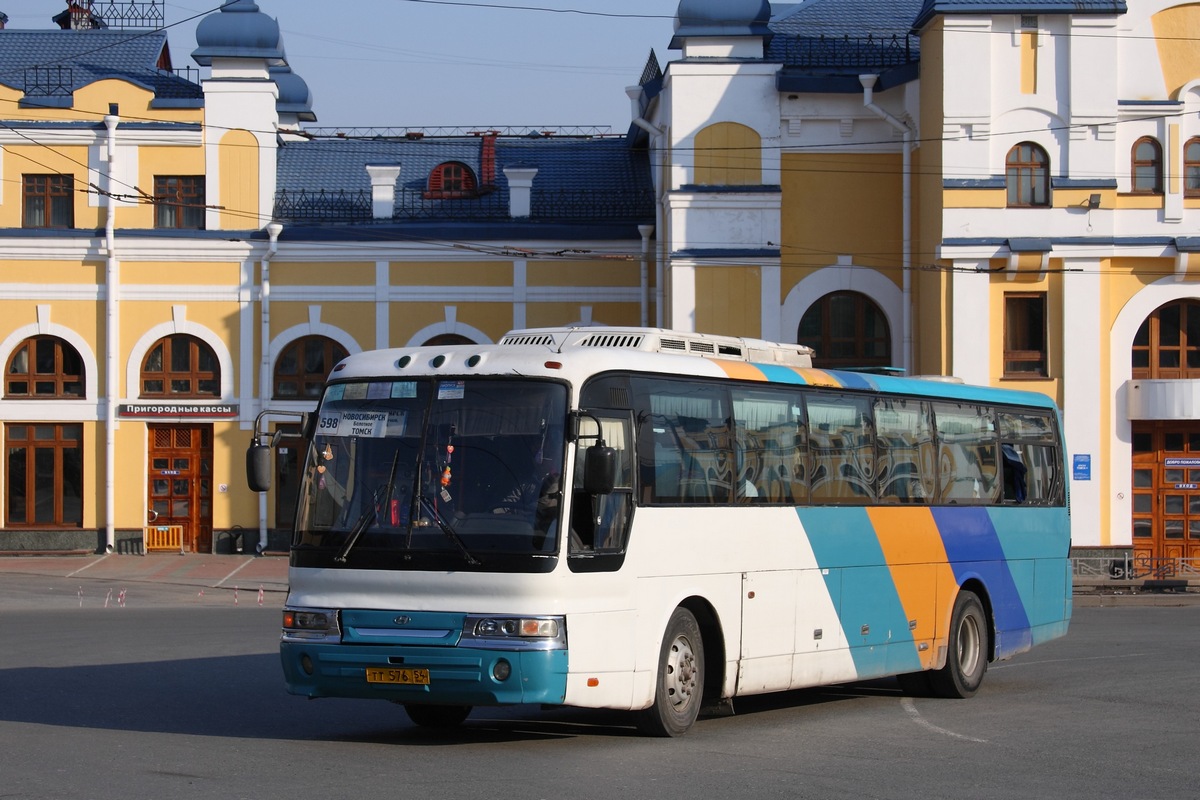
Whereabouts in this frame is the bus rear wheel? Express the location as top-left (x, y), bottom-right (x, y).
top-left (403, 703), bottom-right (472, 729)
top-left (636, 607), bottom-right (704, 737)
top-left (929, 590), bottom-right (987, 699)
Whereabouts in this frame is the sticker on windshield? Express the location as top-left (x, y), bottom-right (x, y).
top-left (366, 382), bottom-right (392, 399)
top-left (437, 380), bottom-right (466, 400)
top-left (316, 411), bottom-right (388, 438)
top-left (391, 381), bottom-right (417, 399)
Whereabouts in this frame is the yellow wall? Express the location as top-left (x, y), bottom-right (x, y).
top-left (1152, 5), bottom-right (1200, 100)
top-left (122, 262), bottom-right (242, 285)
top-left (275, 261), bottom-right (374, 286)
top-left (695, 122), bottom-right (763, 185)
top-left (694, 266), bottom-right (762, 337)
top-left (393, 261), bottom-right (511, 286)
top-left (527, 259), bottom-right (641, 287)
top-left (780, 152), bottom-right (905, 272)
top-left (218, 129), bottom-right (259, 229)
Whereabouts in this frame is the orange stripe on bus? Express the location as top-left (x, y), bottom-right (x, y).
top-left (867, 507), bottom-right (960, 670)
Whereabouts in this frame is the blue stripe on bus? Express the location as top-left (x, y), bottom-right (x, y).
top-left (797, 507), bottom-right (922, 677)
top-left (931, 507), bottom-right (1033, 659)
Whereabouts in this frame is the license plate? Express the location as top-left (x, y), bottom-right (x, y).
top-left (365, 667), bottom-right (430, 685)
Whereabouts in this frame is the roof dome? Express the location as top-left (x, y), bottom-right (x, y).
top-left (271, 65), bottom-right (316, 121)
top-left (192, 0), bottom-right (286, 66)
top-left (671, 0), bottom-right (772, 47)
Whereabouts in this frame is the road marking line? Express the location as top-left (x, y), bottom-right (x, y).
top-left (214, 556), bottom-right (255, 588)
top-left (65, 554), bottom-right (111, 578)
top-left (901, 697), bottom-right (987, 742)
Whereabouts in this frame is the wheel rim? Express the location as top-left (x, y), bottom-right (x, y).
top-left (956, 612), bottom-right (982, 676)
top-left (664, 632), bottom-right (700, 712)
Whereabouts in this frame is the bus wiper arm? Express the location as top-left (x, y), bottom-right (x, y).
top-left (417, 494), bottom-right (481, 566)
top-left (335, 452), bottom-right (399, 564)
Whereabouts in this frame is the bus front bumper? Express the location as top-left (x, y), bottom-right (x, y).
top-left (280, 641), bottom-right (569, 706)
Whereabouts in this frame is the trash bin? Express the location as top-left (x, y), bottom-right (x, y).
top-left (231, 526), bottom-right (244, 554)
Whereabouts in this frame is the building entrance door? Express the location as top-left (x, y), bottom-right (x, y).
top-left (147, 424), bottom-right (213, 552)
top-left (1131, 422), bottom-right (1200, 565)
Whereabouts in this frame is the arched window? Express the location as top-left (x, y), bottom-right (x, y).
top-left (141, 334), bottom-right (219, 397)
top-left (1131, 137), bottom-right (1163, 194)
top-left (5, 335), bottom-right (84, 398)
top-left (797, 291), bottom-right (891, 369)
top-left (1184, 138), bottom-right (1200, 197)
top-left (1133, 300), bottom-right (1200, 380)
top-left (423, 333), bottom-right (475, 346)
top-left (1006, 142), bottom-right (1049, 207)
top-left (426, 162), bottom-right (478, 198)
top-left (274, 336), bottom-right (348, 399)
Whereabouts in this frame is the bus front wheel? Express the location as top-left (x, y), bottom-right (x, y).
top-left (929, 590), bottom-right (987, 699)
top-left (636, 607), bottom-right (705, 737)
top-left (403, 703), bottom-right (472, 729)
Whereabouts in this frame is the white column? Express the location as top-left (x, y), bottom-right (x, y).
top-left (669, 262), bottom-right (697, 332)
top-left (761, 264), bottom-right (781, 341)
top-left (949, 261), bottom-right (991, 385)
top-left (1062, 260), bottom-right (1104, 547)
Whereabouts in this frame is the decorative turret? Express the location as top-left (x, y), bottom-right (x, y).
top-left (191, 0), bottom-right (286, 69)
top-left (670, 0), bottom-right (772, 55)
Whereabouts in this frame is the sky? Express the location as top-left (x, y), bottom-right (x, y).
top-left (12, 0), bottom-right (681, 130)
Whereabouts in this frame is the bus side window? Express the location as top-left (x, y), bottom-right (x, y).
top-left (933, 403), bottom-right (1000, 504)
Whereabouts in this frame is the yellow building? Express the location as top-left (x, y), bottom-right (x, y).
top-left (9, 0), bottom-right (1200, 570)
top-left (0, 1), bottom-right (655, 554)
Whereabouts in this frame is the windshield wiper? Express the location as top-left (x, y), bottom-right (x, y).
top-left (415, 494), bottom-right (481, 566)
top-left (334, 452), bottom-right (399, 564)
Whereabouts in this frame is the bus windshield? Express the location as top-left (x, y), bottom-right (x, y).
top-left (293, 378), bottom-right (567, 571)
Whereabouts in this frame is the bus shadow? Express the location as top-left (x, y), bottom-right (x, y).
top-left (0, 654), bottom-right (902, 744)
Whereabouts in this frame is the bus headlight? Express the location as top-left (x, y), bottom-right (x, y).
top-left (282, 606), bottom-right (342, 643)
top-left (462, 615), bottom-right (566, 650)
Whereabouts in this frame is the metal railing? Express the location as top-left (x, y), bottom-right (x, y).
top-left (24, 67), bottom-right (72, 98)
top-left (1072, 556), bottom-right (1200, 581)
top-left (274, 187), bottom-right (656, 225)
top-left (300, 126), bottom-right (615, 139)
top-left (775, 33), bottom-right (918, 69)
top-left (87, 0), bottom-right (164, 30)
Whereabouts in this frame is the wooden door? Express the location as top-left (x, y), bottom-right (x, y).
top-left (148, 424), bottom-right (213, 552)
top-left (1131, 422), bottom-right (1200, 568)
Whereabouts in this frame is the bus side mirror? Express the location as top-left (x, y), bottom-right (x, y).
top-left (584, 444), bottom-right (617, 495)
top-left (247, 442), bottom-right (272, 493)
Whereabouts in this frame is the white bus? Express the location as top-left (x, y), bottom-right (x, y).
top-left (249, 327), bottom-right (1071, 736)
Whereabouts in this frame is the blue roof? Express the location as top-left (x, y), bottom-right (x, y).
top-left (0, 29), bottom-right (202, 103)
top-left (765, 0), bottom-right (923, 91)
top-left (913, 0), bottom-right (1126, 30)
top-left (274, 135), bottom-right (655, 234)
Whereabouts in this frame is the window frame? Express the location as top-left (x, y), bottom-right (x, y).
top-left (425, 161), bottom-right (478, 199)
top-left (154, 175), bottom-right (207, 229)
top-left (1131, 137), bottom-right (1164, 195)
top-left (797, 291), bottom-right (892, 370)
top-left (273, 335), bottom-right (348, 400)
top-left (1005, 142), bottom-right (1050, 208)
top-left (1003, 292), bottom-right (1049, 378)
top-left (1132, 299), bottom-right (1200, 380)
top-left (4, 422), bottom-right (84, 527)
top-left (1184, 137), bottom-right (1200, 198)
top-left (5, 336), bottom-right (85, 399)
top-left (140, 334), bottom-right (220, 398)
top-left (22, 174), bottom-right (75, 228)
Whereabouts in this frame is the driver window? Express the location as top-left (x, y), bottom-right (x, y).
top-left (570, 415), bottom-right (633, 555)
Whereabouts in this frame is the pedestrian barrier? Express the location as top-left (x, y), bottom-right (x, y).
top-left (144, 525), bottom-right (183, 552)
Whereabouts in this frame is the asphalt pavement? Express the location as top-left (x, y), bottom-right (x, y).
top-left (0, 551), bottom-right (1196, 607)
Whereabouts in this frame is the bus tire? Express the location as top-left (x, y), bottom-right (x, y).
top-left (929, 590), bottom-right (987, 699)
top-left (636, 607), bottom-right (705, 737)
top-left (403, 703), bottom-right (472, 729)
